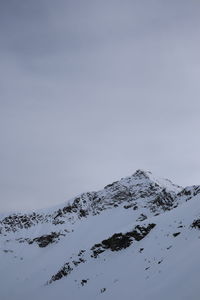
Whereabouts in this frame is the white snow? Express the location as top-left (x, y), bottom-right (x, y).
top-left (0, 170), bottom-right (200, 300)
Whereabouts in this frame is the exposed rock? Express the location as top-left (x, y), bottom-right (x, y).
top-left (81, 279), bottom-right (88, 286)
top-left (137, 214), bottom-right (147, 221)
top-left (0, 170), bottom-right (185, 234)
top-left (49, 263), bottom-right (73, 283)
top-left (150, 189), bottom-right (176, 212)
top-left (48, 250), bottom-right (86, 284)
top-left (29, 232), bottom-right (64, 248)
top-left (91, 223), bottom-right (156, 255)
top-left (191, 219), bottom-right (200, 229)
top-left (173, 232), bottom-right (181, 237)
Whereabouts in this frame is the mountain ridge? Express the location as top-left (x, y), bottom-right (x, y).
top-left (0, 169), bottom-right (184, 234)
top-left (1, 169), bottom-right (200, 300)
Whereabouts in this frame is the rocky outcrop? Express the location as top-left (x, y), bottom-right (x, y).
top-left (1, 170), bottom-right (197, 236)
top-left (28, 231), bottom-right (65, 248)
top-left (91, 223), bottom-right (156, 257)
top-left (191, 219), bottom-right (200, 229)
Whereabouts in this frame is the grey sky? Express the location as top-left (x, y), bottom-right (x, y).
top-left (1, 0), bottom-right (200, 212)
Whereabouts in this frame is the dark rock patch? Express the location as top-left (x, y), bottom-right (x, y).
top-left (78, 249), bottom-right (86, 256)
top-left (48, 249), bottom-right (86, 284)
top-left (137, 214), bottom-right (147, 221)
top-left (72, 257), bottom-right (86, 266)
top-left (101, 233), bottom-right (132, 251)
top-left (79, 209), bottom-right (88, 218)
top-left (3, 249), bottom-right (13, 253)
top-left (173, 232), bottom-right (180, 237)
top-left (91, 244), bottom-right (106, 258)
top-left (81, 279), bottom-right (89, 286)
top-left (29, 232), bottom-right (65, 248)
top-left (124, 203), bottom-right (138, 210)
top-left (49, 263), bottom-right (73, 283)
top-left (150, 189), bottom-right (176, 212)
top-left (104, 181), bottom-right (118, 189)
top-left (191, 219), bottom-right (200, 229)
top-left (178, 186), bottom-right (200, 200)
top-left (0, 212), bottom-right (46, 233)
top-left (91, 223), bottom-right (156, 256)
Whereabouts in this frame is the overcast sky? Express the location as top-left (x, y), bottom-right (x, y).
top-left (1, 0), bottom-right (200, 212)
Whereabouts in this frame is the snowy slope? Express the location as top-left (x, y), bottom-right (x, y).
top-left (1, 170), bottom-right (200, 300)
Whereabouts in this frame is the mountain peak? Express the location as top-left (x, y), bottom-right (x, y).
top-left (132, 169), bottom-right (152, 179)
top-left (1, 170), bottom-right (200, 300)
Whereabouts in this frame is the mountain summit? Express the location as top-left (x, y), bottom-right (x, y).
top-left (1, 170), bottom-right (200, 300)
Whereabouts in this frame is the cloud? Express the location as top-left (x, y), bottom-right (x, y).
top-left (1, 0), bottom-right (200, 211)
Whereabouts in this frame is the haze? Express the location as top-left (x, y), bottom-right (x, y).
top-left (1, 0), bottom-right (200, 212)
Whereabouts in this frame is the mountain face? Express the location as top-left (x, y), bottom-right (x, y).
top-left (1, 170), bottom-right (200, 300)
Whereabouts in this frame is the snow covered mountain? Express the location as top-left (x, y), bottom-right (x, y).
top-left (1, 169), bottom-right (200, 300)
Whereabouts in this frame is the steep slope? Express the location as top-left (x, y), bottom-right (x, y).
top-left (1, 170), bottom-right (200, 300)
